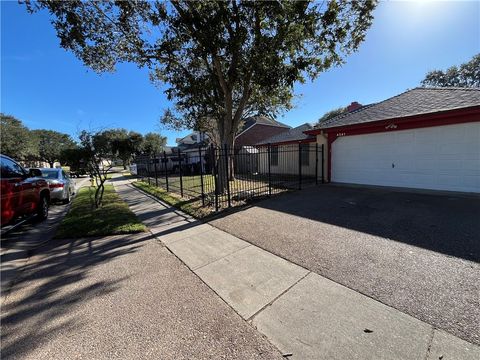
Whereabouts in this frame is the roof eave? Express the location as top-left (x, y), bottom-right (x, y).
top-left (314, 105), bottom-right (480, 133)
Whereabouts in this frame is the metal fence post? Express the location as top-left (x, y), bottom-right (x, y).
top-left (199, 146), bottom-right (205, 206)
top-left (163, 151), bottom-right (169, 192)
top-left (212, 145), bottom-right (219, 212)
top-left (268, 143), bottom-right (272, 196)
top-left (321, 144), bottom-right (325, 184)
top-left (298, 142), bottom-right (302, 190)
top-left (154, 154), bottom-right (159, 187)
top-left (178, 148), bottom-right (184, 197)
top-left (315, 143), bottom-right (319, 185)
top-left (224, 144), bottom-right (231, 208)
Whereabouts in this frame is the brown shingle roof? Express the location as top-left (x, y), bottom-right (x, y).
top-left (257, 123), bottom-right (315, 145)
top-left (238, 115), bottom-right (290, 135)
top-left (318, 87), bottom-right (480, 129)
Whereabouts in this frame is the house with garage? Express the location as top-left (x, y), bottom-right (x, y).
top-left (305, 87), bottom-right (480, 193)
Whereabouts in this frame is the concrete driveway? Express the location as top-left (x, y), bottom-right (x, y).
top-left (209, 185), bottom-right (480, 345)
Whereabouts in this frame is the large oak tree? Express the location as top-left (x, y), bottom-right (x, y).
top-left (26, 0), bottom-right (376, 145)
top-left (26, 0), bottom-right (376, 187)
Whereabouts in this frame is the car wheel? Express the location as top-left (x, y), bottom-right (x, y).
top-left (37, 196), bottom-right (49, 221)
top-left (63, 191), bottom-right (71, 204)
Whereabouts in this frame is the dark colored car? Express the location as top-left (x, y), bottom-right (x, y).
top-left (0, 154), bottom-right (50, 227)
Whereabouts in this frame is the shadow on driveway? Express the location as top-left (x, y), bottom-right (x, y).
top-left (209, 185), bottom-right (480, 345)
top-left (247, 185), bottom-right (479, 262)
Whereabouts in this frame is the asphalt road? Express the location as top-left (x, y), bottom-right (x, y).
top-left (210, 185), bottom-right (480, 345)
top-left (1, 176), bottom-right (91, 295)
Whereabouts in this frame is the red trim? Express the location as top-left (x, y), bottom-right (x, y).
top-left (319, 106), bottom-right (480, 182)
top-left (305, 106), bottom-right (480, 136)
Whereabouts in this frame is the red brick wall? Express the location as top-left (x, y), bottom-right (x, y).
top-left (235, 124), bottom-right (289, 147)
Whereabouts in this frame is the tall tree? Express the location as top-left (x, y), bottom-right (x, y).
top-left (0, 114), bottom-right (38, 161)
top-left (317, 106), bottom-right (347, 125)
top-left (31, 129), bottom-right (76, 168)
top-left (26, 0), bottom-right (376, 187)
top-left (106, 129), bottom-right (144, 169)
top-left (421, 54), bottom-right (480, 88)
top-left (143, 132), bottom-right (167, 156)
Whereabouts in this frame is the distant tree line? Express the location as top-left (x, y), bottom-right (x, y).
top-left (421, 54), bottom-right (479, 88)
top-left (1, 113), bottom-right (167, 207)
top-left (1, 113), bottom-right (167, 167)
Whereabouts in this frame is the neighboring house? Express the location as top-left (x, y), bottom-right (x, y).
top-left (235, 116), bottom-right (290, 147)
top-left (176, 131), bottom-right (208, 149)
top-left (254, 123), bottom-right (318, 177)
top-left (305, 87), bottom-right (480, 193)
top-left (176, 131), bottom-right (209, 171)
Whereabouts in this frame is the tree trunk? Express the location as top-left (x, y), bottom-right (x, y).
top-left (49, 162), bottom-right (54, 168)
top-left (216, 131), bottom-right (235, 194)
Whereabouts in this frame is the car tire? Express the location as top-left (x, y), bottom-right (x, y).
top-left (63, 191), bottom-right (71, 204)
top-left (37, 195), bottom-right (49, 221)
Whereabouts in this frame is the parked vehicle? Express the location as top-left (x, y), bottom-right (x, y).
top-left (30, 168), bottom-right (76, 204)
top-left (69, 167), bottom-right (87, 178)
top-left (1, 154), bottom-right (50, 227)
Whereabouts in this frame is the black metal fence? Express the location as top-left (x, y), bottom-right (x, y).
top-left (135, 143), bottom-right (324, 211)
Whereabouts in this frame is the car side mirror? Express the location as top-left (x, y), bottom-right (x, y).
top-left (29, 169), bottom-right (42, 178)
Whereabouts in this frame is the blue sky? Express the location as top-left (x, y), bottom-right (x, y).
top-left (1, 1), bottom-right (479, 146)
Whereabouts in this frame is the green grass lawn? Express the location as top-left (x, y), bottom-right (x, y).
top-left (55, 185), bottom-right (146, 238)
top-left (146, 173), bottom-right (270, 195)
top-left (132, 181), bottom-right (213, 219)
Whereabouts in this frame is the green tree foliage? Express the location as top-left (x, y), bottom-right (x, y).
top-left (30, 129), bottom-right (76, 168)
top-left (25, 0), bottom-right (377, 149)
top-left (317, 106), bottom-right (347, 124)
top-left (143, 132), bottom-right (167, 156)
top-left (60, 146), bottom-right (89, 174)
top-left (102, 129), bottom-right (144, 169)
top-left (78, 130), bottom-right (116, 208)
top-left (0, 113), bottom-right (38, 161)
top-left (421, 54), bottom-right (480, 88)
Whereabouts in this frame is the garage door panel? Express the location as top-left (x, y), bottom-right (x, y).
top-left (331, 122), bottom-right (480, 193)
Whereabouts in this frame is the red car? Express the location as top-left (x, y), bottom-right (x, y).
top-left (1, 154), bottom-right (50, 227)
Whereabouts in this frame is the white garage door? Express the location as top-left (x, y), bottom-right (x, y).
top-left (331, 122), bottom-right (480, 193)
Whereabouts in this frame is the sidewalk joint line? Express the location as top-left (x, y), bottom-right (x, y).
top-left (160, 227), bottom-right (215, 246)
top-left (191, 243), bottom-right (252, 271)
top-left (423, 326), bottom-right (435, 360)
top-left (247, 270), bottom-right (312, 322)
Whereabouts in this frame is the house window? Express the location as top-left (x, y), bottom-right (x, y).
top-left (300, 144), bottom-right (310, 166)
top-left (270, 146), bottom-right (279, 166)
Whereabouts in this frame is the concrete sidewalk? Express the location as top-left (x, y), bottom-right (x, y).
top-left (114, 176), bottom-right (480, 360)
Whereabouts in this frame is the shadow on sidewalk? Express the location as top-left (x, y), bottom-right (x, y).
top-left (1, 231), bottom-right (156, 359)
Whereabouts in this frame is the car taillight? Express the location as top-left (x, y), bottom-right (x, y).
top-left (49, 183), bottom-right (64, 188)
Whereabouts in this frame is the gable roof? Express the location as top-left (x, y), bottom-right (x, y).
top-left (317, 87), bottom-right (480, 129)
top-left (257, 123), bottom-right (315, 145)
top-left (176, 132), bottom-right (200, 145)
top-left (237, 115), bottom-right (290, 136)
